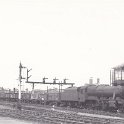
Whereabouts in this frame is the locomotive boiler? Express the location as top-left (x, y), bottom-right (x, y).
top-left (76, 64), bottom-right (124, 111)
top-left (83, 85), bottom-right (124, 98)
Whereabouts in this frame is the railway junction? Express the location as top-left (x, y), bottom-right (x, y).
top-left (1, 63), bottom-right (124, 123)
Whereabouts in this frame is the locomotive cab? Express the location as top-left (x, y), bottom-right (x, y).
top-left (111, 64), bottom-right (124, 86)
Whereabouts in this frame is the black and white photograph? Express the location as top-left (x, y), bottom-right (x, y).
top-left (0, 0), bottom-right (124, 123)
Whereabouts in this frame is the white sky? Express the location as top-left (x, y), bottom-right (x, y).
top-left (0, 0), bottom-right (124, 90)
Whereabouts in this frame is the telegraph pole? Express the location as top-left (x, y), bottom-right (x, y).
top-left (19, 62), bottom-right (22, 100)
top-left (59, 81), bottom-right (61, 102)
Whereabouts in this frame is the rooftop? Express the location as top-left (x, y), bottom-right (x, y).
top-left (113, 64), bottom-right (124, 70)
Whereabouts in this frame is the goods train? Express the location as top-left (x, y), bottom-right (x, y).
top-left (0, 64), bottom-right (124, 112)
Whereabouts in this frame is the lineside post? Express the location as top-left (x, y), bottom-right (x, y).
top-left (18, 62), bottom-right (26, 110)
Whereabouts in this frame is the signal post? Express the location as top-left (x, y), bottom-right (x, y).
top-left (18, 62), bottom-right (26, 110)
top-left (18, 63), bottom-right (75, 106)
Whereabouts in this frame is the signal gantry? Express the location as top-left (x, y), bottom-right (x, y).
top-left (19, 63), bottom-right (75, 90)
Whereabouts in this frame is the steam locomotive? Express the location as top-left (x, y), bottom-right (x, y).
top-left (0, 64), bottom-right (124, 112)
top-left (31, 64), bottom-right (124, 112)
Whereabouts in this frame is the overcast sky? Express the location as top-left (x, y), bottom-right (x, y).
top-left (0, 0), bottom-right (124, 90)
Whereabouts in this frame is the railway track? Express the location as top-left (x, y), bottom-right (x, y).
top-left (0, 101), bottom-right (124, 124)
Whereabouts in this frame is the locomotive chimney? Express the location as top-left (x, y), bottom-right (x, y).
top-left (89, 77), bottom-right (93, 84)
top-left (97, 78), bottom-right (100, 85)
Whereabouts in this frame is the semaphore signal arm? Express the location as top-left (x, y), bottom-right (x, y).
top-left (25, 66), bottom-right (75, 89)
